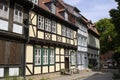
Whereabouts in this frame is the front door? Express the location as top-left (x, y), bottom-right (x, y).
top-left (65, 57), bottom-right (69, 70)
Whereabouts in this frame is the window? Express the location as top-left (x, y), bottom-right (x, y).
top-left (67, 28), bottom-right (70, 38)
top-left (45, 18), bottom-right (51, 32)
top-left (78, 37), bottom-right (81, 45)
top-left (43, 49), bottom-right (48, 65)
top-left (50, 49), bottom-right (54, 64)
top-left (0, 1), bottom-right (9, 19)
top-left (62, 25), bottom-right (66, 36)
top-left (38, 15), bottom-right (44, 30)
top-left (35, 48), bottom-right (41, 65)
top-left (70, 29), bottom-right (73, 39)
top-left (77, 53), bottom-right (82, 65)
top-left (34, 47), bottom-right (55, 66)
top-left (71, 51), bottom-right (76, 66)
top-left (65, 12), bottom-right (68, 21)
top-left (51, 20), bottom-right (56, 33)
top-left (29, 0), bottom-right (38, 5)
top-left (14, 4), bottom-right (23, 23)
top-left (51, 3), bottom-right (56, 14)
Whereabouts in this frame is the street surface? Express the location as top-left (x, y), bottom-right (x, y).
top-left (78, 69), bottom-right (116, 80)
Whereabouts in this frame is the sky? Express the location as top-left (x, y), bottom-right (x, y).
top-left (63, 0), bottom-right (117, 23)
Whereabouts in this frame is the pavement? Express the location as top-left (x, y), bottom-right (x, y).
top-left (52, 69), bottom-right (98, 80)
top-left (52, 69), bottom-right (118, 80)
top-left (24, 69), bottom-right (119, 80)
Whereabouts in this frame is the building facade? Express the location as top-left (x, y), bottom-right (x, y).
top-left (25, 0), bottom-right (78, 76)
top-left (76, 17), bottom-right (88, 70)
top-left (87, 22), bottom-right (100, 68)
top-left (0, 0), bottom-right (100, 78)
top-left (0, 0), bottom-right (29, 77)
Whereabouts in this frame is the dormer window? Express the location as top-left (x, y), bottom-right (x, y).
top-left (45, 2), bottom-right (56, 14)
top-left (29, 0), bottom-right (38, 5)
top-left (51, 3), bottom-right (56, 14)
top-left (65, 11), bottom-right (68, 21)
top-left (59, 11), bottom-right (68, 20)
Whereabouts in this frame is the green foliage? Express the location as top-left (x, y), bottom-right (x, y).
top-left (95, 18), bottom-right (117, 54)
top-left (109, 0), bottom-right (120, 53)
top-left (110, 0), bottom-right (120, 74)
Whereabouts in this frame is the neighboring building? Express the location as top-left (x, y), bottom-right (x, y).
top-left (63, 3), bottom-right (88, 70)
top-left (0, 0), bottom-right (29, 77)
top-left (25, 0), bottom-right (78, 76)
top-left (76, 16), bottom-right (88, 70)
top-left (87, 22), bottom-right (100, 68)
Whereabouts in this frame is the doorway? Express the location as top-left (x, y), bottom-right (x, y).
top-left (65, 57), bottom-right (69, 70)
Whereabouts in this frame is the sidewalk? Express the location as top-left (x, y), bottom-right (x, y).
top-left (26, 69), bottom-right (98, 80)
top-left (52, 70), bottom-right (97, 80)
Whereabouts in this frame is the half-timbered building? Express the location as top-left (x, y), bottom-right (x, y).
top-left (25, 0), bottom-right (78, 76)
top-left (0, 0), bottom-right (100, 78)
top-left (0, 0), bottom-right (29, 77)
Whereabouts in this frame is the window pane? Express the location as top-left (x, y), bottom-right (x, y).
top-left (45, 18), bottom-right (51, 32)
top-left (50, 49), bottom-right (54, 64)
top-left (38, 15), bottom-right (44, 30)
top-left (43, 49), bottom-right (48, 65)
top-left (62, 25), bottom-right (66, 36)
top-left (14, 4), bottom-right (23, 23)
top-left (71, 52), bottom-right (76, 65)
top-left (35, 48), bottom-right (41, 65)
top-left (0, 1), bottom-right (9, 19)
top-left (52, 21), bottom-right (56, 33)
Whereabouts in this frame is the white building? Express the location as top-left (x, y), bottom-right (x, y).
top-left (76, 17), bottom-right (88, 70)
top-left (87, 23), bottom-right (100, 68)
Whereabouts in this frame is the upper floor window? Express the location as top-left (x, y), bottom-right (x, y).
top-left (29, 0), bottom-right (38, 5)
top-left (51, 3), bottom-right (56, 14)
top-left (51, 20), bottom-right (56, 33)
top-left (78, 37), bottom-right (81, 45)
top-left (0, 1), bottom-right (9, 19)
top-left (45, 18), bottom-right (51, 32)
top-left (70, 29), bottom-right (74, 39)
top-left (14, 4), bottom-right (23, 23)
top-left (65, 12), bottom-right (68, 21)
top-left (62, 25), bottom-right (66, 36)
top-left (38, 15), bottom-right (44, 30)
top-left (67, 28), bottom-right (70, 38)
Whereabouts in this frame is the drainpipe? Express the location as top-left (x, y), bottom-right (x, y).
top-left (23, 3), bottom-right (35, 79)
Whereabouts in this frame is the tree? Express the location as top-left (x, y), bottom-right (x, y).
top-left (95, 18), bottom-right (117, 54)
top-left (109, 0), bottom-right (120, 73)
top-left (109, 0), bottom-right (120, 53)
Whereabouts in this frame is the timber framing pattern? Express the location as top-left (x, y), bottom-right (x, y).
top-left (0, 0), bottom-right (100, 78)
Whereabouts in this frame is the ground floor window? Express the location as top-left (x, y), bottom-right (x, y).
top-left (34, 47), bottom-right (55, 66)
top-left (70, 51), bottom-right (76, 66)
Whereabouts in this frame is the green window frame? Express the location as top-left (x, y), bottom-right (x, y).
top-left (34, 47), bottom-right (55, 66)
top-left (43, 48), bottom-right (49, 65)
top-left (34, 47), bottom-right (42, 66)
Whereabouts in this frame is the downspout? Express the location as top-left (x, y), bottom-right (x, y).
top-left (23, 3), bottom-right (35, 79)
